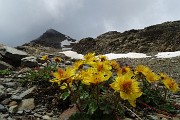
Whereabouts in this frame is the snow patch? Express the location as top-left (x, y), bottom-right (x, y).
top-left (155, 51), bottom-right (180, 58)
top-left (60, 51), bottom-right (83, 59)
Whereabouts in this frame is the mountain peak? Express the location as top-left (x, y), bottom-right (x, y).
top-left (29, 29), bottom-right (76, 49)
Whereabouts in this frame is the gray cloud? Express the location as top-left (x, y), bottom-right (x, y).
top-left (0, 0), bottom-right (180, 47)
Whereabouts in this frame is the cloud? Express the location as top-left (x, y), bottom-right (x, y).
top-left (0, 0), bottom-right (180, 47)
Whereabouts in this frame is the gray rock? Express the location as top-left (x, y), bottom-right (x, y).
top-left (16, 110), bottom-right (23, 115)
top-left (42, 115), bottom-right (51, 120)
top-left (0, 113), bottom-right (9, 119)
top-left (65, 60), bottom-right (72, 65)
top-left (0, 85), bottom-right (5, 94)
top-left (21, 56), bottom-right (38, 67)
top-left (6, 88), bottom-right (15, 93)
top-left (0, 104), bottom-right (6, 112)
top-left (34, 113), bottom-right (42, 118)
top-left (11, 95), bottom-right (22, 101)
top-left (1, 98), bottom-right (11, 105)
top-left (147, 115), bottom-right (160, 120)
top-left (0, 45), bottom-right (27, 59)
top-left (8, 105), bottom-right (18, 113)
top-left (0, 45), bottom-right (28, 66)
top-left (3, 82), bottom-right (16, 88)
top-left (18, 98), bottom-right (35, 111)
top-left (0, 60), bottom-right (13, 70)
top-left (11, 86), bottom-right (36, 101)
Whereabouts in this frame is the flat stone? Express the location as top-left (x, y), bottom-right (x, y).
top-left (59, 105), bottom-right (78, 120)
top-left (3, 82), bottom-right (16, 88)
top-left (18, 98), bottom-right (35, 111)
top-left (42, 115), bottom-right (51, 120)
top-left (8, 101), bottom-right (17, 107)
top-left (34, 113), bottom-right (42, 118)
top-left (16, 110), bottom-right (24, 115)
top-left (11, 86), bottom-right (36, 101)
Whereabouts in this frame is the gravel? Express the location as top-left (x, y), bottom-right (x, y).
top-left (116, 56), bottom-right (180, 83)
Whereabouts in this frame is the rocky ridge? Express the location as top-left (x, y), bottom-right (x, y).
top-left (25, 29), bottom-right (76, 50)
top-left (72, 20), bottom-right (180, 54)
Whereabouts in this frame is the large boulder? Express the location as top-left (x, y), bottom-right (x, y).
top-left (0, 44), bottom-right (28, 67)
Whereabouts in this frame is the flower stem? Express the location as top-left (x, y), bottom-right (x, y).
top-left (67, 83), bottom-right (82, 112)
top-left (96, 85), bottom-right (99, 107)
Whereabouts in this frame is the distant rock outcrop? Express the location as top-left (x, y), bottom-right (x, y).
top-left (29, 29), bottom-right (76, 49)
top-left (72, 20), bottom-right (180, 54)
top-left (0, 44), bottom-right (28, 67)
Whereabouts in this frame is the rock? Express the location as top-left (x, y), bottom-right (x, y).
top-left (34, 113), bottom-right (42, 118)
top-left (0, 45), bottom-right (28, 67)
top-left (42, 115), bottom-right (51, 120)
top-left (0, 113), bottom-right (9, 119)
top-left (3, 82), bottom-right (16, 88)
top-left (21, 56), bottom-right (38, 67)
top-left (0, 104), bottom-right (6, 112)
top-left (11, 86), bottom-right (36, 101)
top-left (16, 110), bottom-right (24, 115)
top-left (0, 85), bottom-right (5, 94)
top-left (0, 60), bottom-right (13, 70)
top-left (59, 105), bottom-right (78, 120)
top-left (8, 101), bottom-right (17, 107)
top-left (18, 98), bottom-right (35, 111)
top-left (123, 118), bottom-right (133, 120)
top-left (147, 115), bottom-right (160, 120)
top-left (1, 98), bottom-right (11, 105)
top-left (8, 105), bottom-right (18, 113)
top-left (64, 60), bottom-right (72, 65)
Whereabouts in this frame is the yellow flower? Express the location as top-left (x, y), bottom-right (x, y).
top-left (83, 72), bottom-right (108, 85)
top-left (135, 65), bottom-right (160, 83)
top-left (53, 57), bottom-right (62, 63)
top-left (41, 55), bottom-right (48, 61)
top-left (145, 71), bottom-right (160, 83)
top-left (91, 61), bottom-right (112, 72)
top-left (110, 60), bottom-right (120, 71)
top-left (73, 60), bottom-right (84, 70)
top-left (110, 72), bottom-right (142, 107)
top-left (49, 67), bottom-right (75, 88)
top-left (83, 52), bottom-right (97, 64)
top-left (135, 65), bottom-right (150, 75)
top-left (159, 73), bottom-right (179, 93)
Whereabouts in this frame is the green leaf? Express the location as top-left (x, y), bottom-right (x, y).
top-left (87, 100), bottom-right (98, 115)
top-left (60, 91), bottom-right (70, 100)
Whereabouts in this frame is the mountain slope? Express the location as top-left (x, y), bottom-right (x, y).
top-left (30, 29), bottom-right (76, 49)
top-left (72, 21), bottom-right (180, 54)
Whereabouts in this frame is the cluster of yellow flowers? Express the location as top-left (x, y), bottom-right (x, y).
top-left (49, 53), bottom-right (179, 107)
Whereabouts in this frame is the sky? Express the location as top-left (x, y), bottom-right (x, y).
top-left (0, 0), bottom-right (180, 47)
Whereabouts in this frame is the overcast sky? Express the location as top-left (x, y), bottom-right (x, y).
top-left (0, 0), bottom-right (180, 47)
